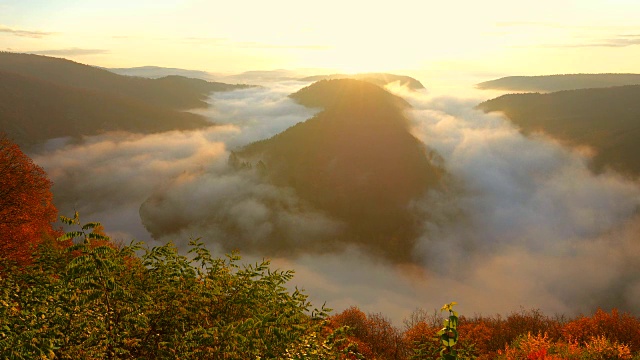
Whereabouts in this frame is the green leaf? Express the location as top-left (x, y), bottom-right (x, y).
top-left (57, 231), bottom-right (84, 241)
top-left (81, 222), bottom-right (100, 230)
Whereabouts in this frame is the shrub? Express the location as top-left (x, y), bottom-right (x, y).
top-left (0, 133), bottom-right (59, 266)
top-left (562, 308), bottom-right (640, 353)
top-left (0, 215), bottom-right (358, 359)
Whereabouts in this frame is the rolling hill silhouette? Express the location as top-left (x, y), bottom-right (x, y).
top-left (477, 74), bottom-right (640, 92)
top-left (477, 85), bottom-right (640, 177)
top-left (232, 79), bottom-right (444, 262)
top-left (0, 52), bottom-right (250, 109)
top-left (0, 71), bottom-right (210, 147)
top-left (0, 52), bottom-right (251, 148)
top-left (108, 65), bottom-right (217, 80)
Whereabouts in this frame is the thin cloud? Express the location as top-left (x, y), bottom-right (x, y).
top-left (234, 41), bottom-right (331, 50)
top-left (591, 35), bottom-right (640, 47)
top-left (538, 34), bottom-right (640, 48)
top-left (181, 36), bottom-right (330, 50)
top-left (181, 36), bottom-right (228, 45)
top-left (0, 25), bottom-right (53, 38)
top-left (29, 48), bottom-right (110, 56)
top-left (496, 22), bottom-right (640, 48)
top-left (495, 21), bottom-right (563, 28)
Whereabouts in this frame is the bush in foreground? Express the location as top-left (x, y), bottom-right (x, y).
top-left (0, 214), bottom-right (360, 359)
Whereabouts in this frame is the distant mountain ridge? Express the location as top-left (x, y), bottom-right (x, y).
top-left (300, 73), bottom-right (425, 90)
top-left (108, 65), bottom-right (218, 80)
top-left (477, 74), bottom-right (640, 92)
top-left (0, 52), bottom-right (251, 148)
top-left (0, 52), bottom-right (251, 110)
top-left (477, 85), bottom-right (640, 177)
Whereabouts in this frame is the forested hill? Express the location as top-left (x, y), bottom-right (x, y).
top-left (0, 52), bottom-right (251, 109)
top-left (0, 52), bottom-right (252, 148)
top-left (289, 77), bottom-right (412, 110)
top-left (477, 85), bottom-right (640, 177)
top-left (233, 79), bottom-right (444, 263)
top-left (476, 73), bottom-right (640, 92)
top-left (300, 72), bottom-right (425, 90)
top-left (0, 71), bottom-right (210, 148)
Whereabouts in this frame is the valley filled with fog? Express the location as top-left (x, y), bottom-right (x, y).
top-left (30, 74), bottom-right (640, 324)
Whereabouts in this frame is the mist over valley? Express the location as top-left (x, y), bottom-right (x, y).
top-left (1, 53), bottom-right (639, 324)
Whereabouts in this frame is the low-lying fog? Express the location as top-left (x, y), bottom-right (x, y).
top-left (32, 78), bottom-right (640, 324)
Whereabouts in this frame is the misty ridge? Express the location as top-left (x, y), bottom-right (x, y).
top-left (476, 73), bottom-right (640, 92)
top-left (2, 51), bottom-right (640, 323)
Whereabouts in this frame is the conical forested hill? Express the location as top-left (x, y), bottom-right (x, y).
top-left (234, 79), bottom-right (444, 262)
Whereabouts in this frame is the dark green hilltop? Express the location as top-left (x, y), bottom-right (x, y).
top-left (233, 79), bottom-right (444, 262)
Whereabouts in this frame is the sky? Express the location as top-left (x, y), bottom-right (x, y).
top-left (2, 0), bottom-right (640, 80)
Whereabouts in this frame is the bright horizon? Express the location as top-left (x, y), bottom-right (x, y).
top-left (2, 0), bottom-right (640, 82)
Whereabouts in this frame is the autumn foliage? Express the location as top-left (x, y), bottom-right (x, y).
top-left (0, 133), bottom-right (58, 265)
top-left (328, 306), bottom-right (640, 359)
top-left (328, 306), bottom-right (405, 359)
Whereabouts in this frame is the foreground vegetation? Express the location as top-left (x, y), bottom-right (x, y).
top-left (332, 306), bottom-right (640, 359)
top-left (0, 214), bottom-right (359, 359)
top-left (2, 133), bottom-right (640, 359)
top-left (3, 218), bottom-right (640, 359)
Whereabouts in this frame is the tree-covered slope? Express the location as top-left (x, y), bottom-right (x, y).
top-left (0, 71), bottom-right (211, 148)
top-left (477, 85), bottom-right (640, 177)
top-left (0, 52), bottom-right (250, 109)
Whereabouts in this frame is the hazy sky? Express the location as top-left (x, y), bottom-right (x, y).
top-left (2, 0), bottom-right (640, 77)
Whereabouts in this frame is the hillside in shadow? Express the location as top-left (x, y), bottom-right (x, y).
top-left (477, 85), bottom-right (640, 177)
top-left (0, 52), bottom-right (252, 148)
top-left (233, 79), bottom-right (444, 262)
top-left (0, 71), bottom-right (211, 147)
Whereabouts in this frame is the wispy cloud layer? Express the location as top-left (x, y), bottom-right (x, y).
top-left (0, 25), bottom-right (52, 38)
